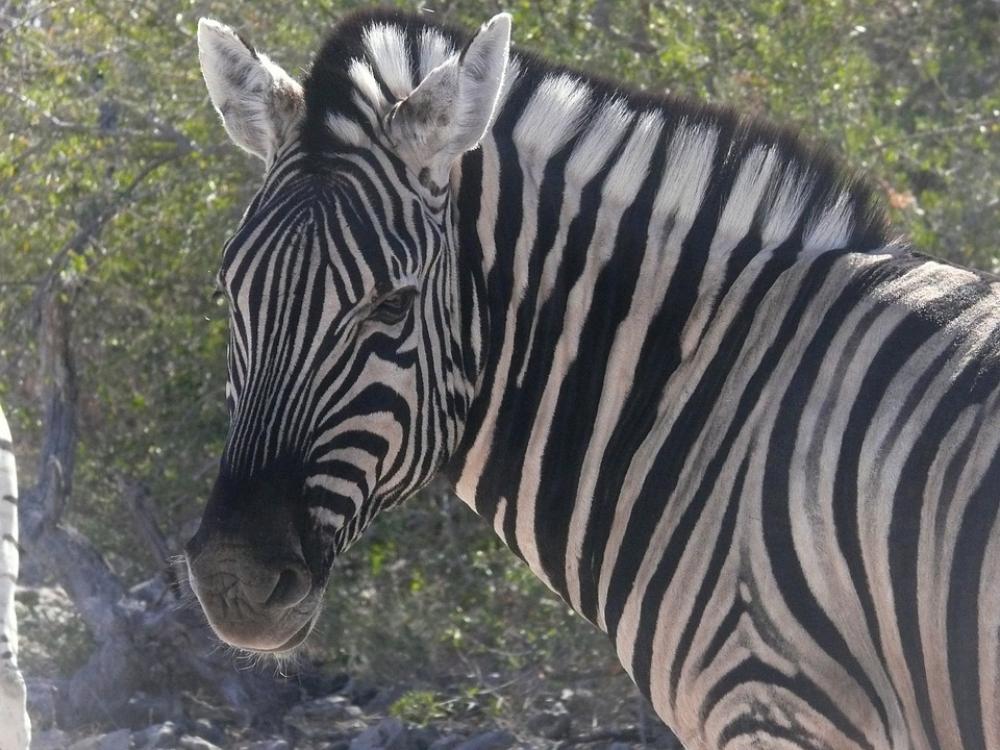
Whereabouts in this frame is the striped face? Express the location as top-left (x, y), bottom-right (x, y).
top-left (184, 142), bottom-right (478, 650)
top-left (220, 150), bottom-right (468, 556)
top-left (185, 14), bottom-right (510, 652)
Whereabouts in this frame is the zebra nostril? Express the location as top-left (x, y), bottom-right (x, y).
top-left (234, 559), bottom-right (311, 609)
top-left (261, 564), bottom-right (311, 610)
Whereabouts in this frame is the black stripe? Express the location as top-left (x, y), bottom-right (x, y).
top-left (457, 72), bottom-right (532, 545)
top-left (828, 278), bottom-right (992, 740)
top-left (947, 427), bottom-right (1000, 750)
top-left (454, 148), bottom-right (487, 384)
top-left (704, 658), bottom-right (873, 750)
top-left (583, 109), bottom-right (745, 626)
top-left (759, 261), bottom-right (922, 742)
top-left (886, 328), bottom-right (999, 750)
top-left (665, 452), bottom-right (748, 703)
top-left (696, 597), bottom-right (744, 674)
top-left (530, 122), bottom-right (671, 600)
top-left (625, 249), bottom-right (834, 699)
top-left (718, 715), bottom-right (825, 750)
top-left (482, 112), bottom-right (637, 563)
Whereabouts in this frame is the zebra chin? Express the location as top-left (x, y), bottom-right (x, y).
top-left (203, 606), bottom-right (320, 655)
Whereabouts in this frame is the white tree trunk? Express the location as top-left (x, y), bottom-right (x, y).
top-left (0, 406), bottom-right (30, 750)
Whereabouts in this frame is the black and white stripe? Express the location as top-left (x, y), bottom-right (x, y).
top-left (202, 10), bottom-right (1000, 749)
top-left (0, 405), bottom-right (30, 748)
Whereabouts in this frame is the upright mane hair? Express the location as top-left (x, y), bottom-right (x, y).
top-left (299, 8), bottom-right (888, 254)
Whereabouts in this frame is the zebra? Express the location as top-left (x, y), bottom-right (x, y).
top-left (185, 9), bottom-right (1000, 750)
top-left (0, 405), bottom-right (30, 750)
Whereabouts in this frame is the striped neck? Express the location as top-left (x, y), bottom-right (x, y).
top-left (442, 61), bottom-right (887, 597)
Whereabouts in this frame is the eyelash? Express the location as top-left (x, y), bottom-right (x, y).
top-left (212, 281), bottom-right (417, 324)
top-left (370, 287), bottom-right (417, 325)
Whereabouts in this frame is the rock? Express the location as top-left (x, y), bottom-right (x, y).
top-left (30, 728), bottom-right (69, 750)
top-left (527, 711), bottom-right (572, 739)
top-left (453, 731), bottom-right (515, 750)
top-left (284, 694), bottom-right (366, 740)
top-left (244, 739), bottom-right (291, 750)
top-left (606, 744), bottom-right (633, 750)
top-left (309, 695), bottom-right (361, 720)
top-left (121, 691), bottom-right (184, 728)
top-left (191, 718), bottom-right (225, 745)
top-left (25, 678), bottom-right (59, 730)
top-left (409, 726), bottom-right (442, 750)
top-left (427, 737), bottom-right (466, 750)
top-left (68, 729), bottom-right (131, 750)
top-left (342, 677), bottom-right (379, 707)
top-left (178, 691), bottom-right (235, 724)
top-left (299, 670), bottom-right (350, 697)
top-left (99, 730), bottom-right (132, 750)
top-left (361, 686), bottom-right (407, 715)
top-left (349, 717), bottom-right (416, 750)
top-left (132, 722), bottom-right (181, 749)
top-left (178, 736), bottom-right (223, 750)
top-left (561, 687), bottom-right (595, 717)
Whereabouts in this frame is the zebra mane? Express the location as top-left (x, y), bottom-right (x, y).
top-left (301, 9), bottom-right (888, 253)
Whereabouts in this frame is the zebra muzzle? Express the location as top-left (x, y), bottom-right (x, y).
top-left (185, 533), bottom-right (319, 652)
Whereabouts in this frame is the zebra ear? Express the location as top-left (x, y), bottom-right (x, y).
top-left (197, 18), bottom-right (303, 163)
top-left (389, 13), bottom-right (511, 177)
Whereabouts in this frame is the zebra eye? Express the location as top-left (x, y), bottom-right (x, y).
top-left (371, 287), bottom-right (417, 325)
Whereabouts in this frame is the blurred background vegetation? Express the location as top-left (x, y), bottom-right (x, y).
top-left (1, 0), bottom-right (997, 737)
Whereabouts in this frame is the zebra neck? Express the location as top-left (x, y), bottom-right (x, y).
top-left (442, 70), bottom-right (885, 606)
top-left (443, 112), bottom-right (724, 590)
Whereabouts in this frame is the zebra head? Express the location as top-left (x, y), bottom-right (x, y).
top-left (184, 13), bottom-right (511, 653)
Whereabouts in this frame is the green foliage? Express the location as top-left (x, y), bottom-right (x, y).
top-left (1, 0), bottom-right (996, 720)
top-left (390, 690), bottom-right (453, 724)
top-left (390, 684), bottom-right (505, 726)
top-left (14, 588), bottom-right (94, 679)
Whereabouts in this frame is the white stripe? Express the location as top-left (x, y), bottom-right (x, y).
top-left (363, 24), bottom-right (412, 100)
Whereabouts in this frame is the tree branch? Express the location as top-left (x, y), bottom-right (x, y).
top-left (122, 480), bottom-right (172, 570)
top-left (18, 237), bottom-right (298, 730)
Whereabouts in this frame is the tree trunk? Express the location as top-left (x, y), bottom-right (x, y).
top-left (18, 277), bottom-right (298, 730)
